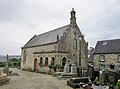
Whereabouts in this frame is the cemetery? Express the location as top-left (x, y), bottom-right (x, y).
top-left (1, 59), bottom-right (120, 89)
top-left (56, 60), bottom-right (120, 89)
top-left (0, 54), bottom-right (120, 89)
top-left (42, 59), bottom-right (120, 89)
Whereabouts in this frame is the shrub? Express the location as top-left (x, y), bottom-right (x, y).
top-left (116, 80), bottom-right (120, 89)
top-left (0, 62), bottom-right (6, 67)
top-left (48, 64), bottom-right (52, 69)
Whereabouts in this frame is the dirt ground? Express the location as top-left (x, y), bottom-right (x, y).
top-left (0, 68), bottom-right (73, 89)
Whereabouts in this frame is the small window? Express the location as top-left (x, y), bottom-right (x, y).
top-left (118, 55), bottom-right (120, 62)
top-left (110, 64), bottom-right (114, 69)
top-left (99, 55), bottom-right (105, 62)
top-left (102, 41), bottom-right (108, 46)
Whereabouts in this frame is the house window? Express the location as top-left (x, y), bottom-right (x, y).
top-left (73, 38), bottom-right (77, 50)
top-left (99, 55), bottom-right (105, 62)
top-left (102, 41), bottom-right (108, 46)
top-left (118, 55), bottom-right (120, 62)
top-left (99, 63), bottom-right (105, 69)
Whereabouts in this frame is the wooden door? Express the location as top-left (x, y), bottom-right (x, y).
top-left (34, 58), bottom-right (38, 73)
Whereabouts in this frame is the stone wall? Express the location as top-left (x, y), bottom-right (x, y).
top-left (21, 43), bottom-right (68, 71)
top-left (94, 54), bottom-right (120, 69)
top-left (21, 43), bottom-right (58, 70)
top-left (66, 24), bottom-right (88, 69)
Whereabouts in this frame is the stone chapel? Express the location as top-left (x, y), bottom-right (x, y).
top-left (21, 8), bottom-right (88, 73)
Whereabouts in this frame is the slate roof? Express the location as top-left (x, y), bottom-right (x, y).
top-left (94, 39), bottom-right (120, 54)
top-left (23, 25), bottom-right (69, 48)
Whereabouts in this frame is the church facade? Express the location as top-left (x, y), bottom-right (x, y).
top-left (21, 9), bottom-right (88, 72)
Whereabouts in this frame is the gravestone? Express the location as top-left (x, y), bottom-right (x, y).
top-left (88, 64), bottom-right (94, 80)
top-left (57, 61), bottom-right (78, 79)
top-left (0, 70), bottom-right (10, 85)
top-left (57, 62), bottom-right (71, 79)
top-left (3, 54), bottom-right (9, 75)
top-left (99, 70), bottom-right (106, 85)
top-left (63, 61), bottom-right (69, 73)
top-left (70, 61), bottom-right (77, 76)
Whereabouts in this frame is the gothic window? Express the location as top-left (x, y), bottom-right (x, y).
top-left (23, 50), bottom-right (26, 64)
top-left (39, 57), bottom-right (43, 66)
top-left (45, 57), bottom-right (48, 66)
top-left (99, 55), bottom-right (105, 62)
top-left (51, 57), bottom-right (55, 65)
top-left (62, 57), bottom-right (66, 66)
top-left (73, 38), bottom-right (77, 50)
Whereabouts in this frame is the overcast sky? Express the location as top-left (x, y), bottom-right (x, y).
top-left (0, 0), bottom-right (120, 55)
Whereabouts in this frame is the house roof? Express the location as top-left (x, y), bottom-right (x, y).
top-left (23, 25), bottom-right (69, 48)
top-left (94, 39), bottom-right (120, 54)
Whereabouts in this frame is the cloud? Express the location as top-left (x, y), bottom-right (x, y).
top-left (0, 0), bottom-right (25, 23)
top-left (0, 0), bottom-right (120, 54)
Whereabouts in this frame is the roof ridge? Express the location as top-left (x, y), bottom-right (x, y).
top-left (22, 35), bottom-right (36, 48)
top-left (22, 24), bottom-right (70, 48)
top-left (98, 38), bottom-right (120, 42)
top-left (36, 25), bottom-right (69, 37)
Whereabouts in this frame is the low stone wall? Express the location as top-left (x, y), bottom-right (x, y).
top-left (56, 67), bottom-right (64, 72)
top-left (38, 67), bottom-right (50, 74)
top-left (21, 67), bottom-right (33, 72)
top-left (21, 66), bottom-right (64, 75)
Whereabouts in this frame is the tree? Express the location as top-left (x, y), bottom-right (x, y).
top-left (8, 58), bottom-right (21, 67)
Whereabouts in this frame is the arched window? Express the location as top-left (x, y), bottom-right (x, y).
top-left (62, 57), bottom-right (67, 66)
top-left (45, 57), bottom-right (48, 66)
top-left (51, 57), bottom-right (55, 65)
top-left (39, 57), bottom-right (43, 66)
top-left (73, 38), bottom-right (77, 50)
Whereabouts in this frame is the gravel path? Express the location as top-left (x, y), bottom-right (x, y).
top-left (0, 68), bottom-right (72, 89)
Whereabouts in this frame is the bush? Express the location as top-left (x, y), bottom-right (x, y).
top-left (0, 62), bottom-right (6, 67)
top-left (48, 65), bottom-right (56, 68)
top-left (94, 76), bottom-right (100, 86)
top-left (48, 64), bottom-right (52, 69)
top-left (116, 80), bottom-right (120, 89)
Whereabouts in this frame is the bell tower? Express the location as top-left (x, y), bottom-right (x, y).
top-left (70, 8), bottom-right (76, 24)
